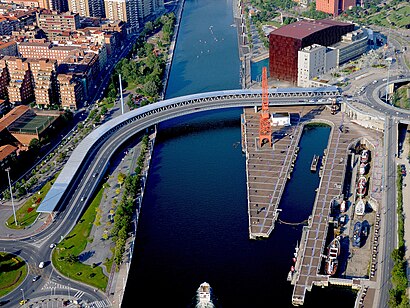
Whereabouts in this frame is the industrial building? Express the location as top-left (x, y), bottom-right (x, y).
top-left (269, 19), bottom-right (354, 84)
top-left (269, 19), bottom-right (368, 86)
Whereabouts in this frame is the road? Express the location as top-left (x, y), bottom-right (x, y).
top-left (0, 33), bottom-right (140, 308)
top-left (0, 26), bottom-right (409, 308)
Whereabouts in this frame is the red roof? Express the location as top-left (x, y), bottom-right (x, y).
top-left (270, 19), bottom-right (352, 40)
top-left (0, 144), bottom-right (17, 161)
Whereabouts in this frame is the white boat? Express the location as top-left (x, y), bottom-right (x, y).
top-left (325, 237), bottom-right (341, 276)
top-left (355, 199), bottom-right (365, 216)
top-left (340, 200), bottom-right (346, 213)
top-left (196, 282), bottom-right (214, 308)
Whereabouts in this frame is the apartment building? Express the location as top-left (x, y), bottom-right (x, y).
top-left (0, 41), bottom-right (18, 56)
top-left (57, 73), bottom-right (84, 109)
top-left (104, 0), bottom-right (140, 33)
top-left (0, 59), bottom-right (9, 99)
top-left (18, 42), bottom-right (81, 63)
top-left (36, 11), bottom-right (80, 33)
top-left (30, 58), bottom-right (57, 106)
top-left (5, 57), bottom-right (34, 104)
top-left (68, 0), bottom-right (105, 17)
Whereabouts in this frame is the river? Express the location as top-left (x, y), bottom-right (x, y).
top-left (122, 0), bottom-right (357, 307)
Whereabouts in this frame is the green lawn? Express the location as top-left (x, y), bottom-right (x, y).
top-left (98, 99), bottom-right (114, 110)
top-left (52, 186), bottom-right (108, 291)
top-left (0, 253), bottom-right (28, 298)
top-left (6, 173), bottom-right (59, 229)
top-left (388, 6), bottom-right (410, 28)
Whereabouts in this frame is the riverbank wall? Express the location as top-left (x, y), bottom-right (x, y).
top-left (161, 0), bottom-right (186, 99)
top-left (233, 0), bottom-right (251, 89)
top-left (108, 131), bottom-right (157, 308)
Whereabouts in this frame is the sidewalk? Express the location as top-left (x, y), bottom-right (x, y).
top-left (0, 201), bottom-right (52, 240)
top-left (397, 132), bottom-right (410, 295)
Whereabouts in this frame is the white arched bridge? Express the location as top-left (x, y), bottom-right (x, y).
top-left (38, 87), bottom-right (340, 213)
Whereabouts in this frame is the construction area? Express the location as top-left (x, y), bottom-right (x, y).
top-left (241, 69), bottom-right (384, 307)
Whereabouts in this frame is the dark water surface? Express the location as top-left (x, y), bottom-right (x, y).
top-left (122, 0), bottom-right (357, 306)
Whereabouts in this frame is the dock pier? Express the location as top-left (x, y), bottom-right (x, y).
top-left (243, 104), bottom-right (384, 306)
top-left (243, 107), bottom-right (303, 239)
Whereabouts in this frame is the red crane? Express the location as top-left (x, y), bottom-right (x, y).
top-left (259, 67), bottom-right (272, 147)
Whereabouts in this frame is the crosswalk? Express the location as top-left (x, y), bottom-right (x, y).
top-left (42, 280), bottom-right (70, 290)
top-left (88, 300), bottom-right (111, 307)
top-left (73, 290), bottom-right (85, 298)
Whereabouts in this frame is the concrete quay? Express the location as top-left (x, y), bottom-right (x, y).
top-left (242, 103), bottom-right (385, 306)
top-left (287, 107), bottom-right (382, 306)
top-left (243, 107), bottom-right (304, 239)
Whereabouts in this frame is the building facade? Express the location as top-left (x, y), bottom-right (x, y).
top-left (5, 57), bottom-right (34, 104)
top-left (269, 19), bottom-right (354, 84)
top-left (68, 0), bottom-right (104, 17)
top-left (57, 73), bottom-right (84, 109)
top-left (316, 0), bottom-right (356, 16)
top-left (104, 0), bottom-right (140, 33)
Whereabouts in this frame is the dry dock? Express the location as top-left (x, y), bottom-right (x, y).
top-left (243, 107), bottom-right (304, 239)
top-left (243, 105), bottom-right (383, 307)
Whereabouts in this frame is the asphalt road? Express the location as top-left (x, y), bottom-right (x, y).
top-left (0, 30), bottom-right (409, 307)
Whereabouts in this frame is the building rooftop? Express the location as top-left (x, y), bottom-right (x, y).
top-left (270, 19), bottom-right (353, 40)
top-left (0, 105), bottom-right (30, 131)
top-left (0, 144), bottom-right (17, 161)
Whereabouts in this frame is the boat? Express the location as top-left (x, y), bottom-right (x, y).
top-left (359, 162), bottom-right (368, 175)
top-left (340, 200), bottom-right (346, 213)
top-left (361, 150), bottom-right (369, 163)
top-left (339, 214), bottom-right (347, 227)
top-left (357, 176), bottom-right (367, 197)
top-left (355, 199), bottom-right (365, 216)
top-left (311, 155), bottom-right (319, 172)
top-left (353, 221), bottom-right (362, 247)
top-left (325, 237), bottom-right (340, 276)
top-left (196, 282), bottom-right (213, 308)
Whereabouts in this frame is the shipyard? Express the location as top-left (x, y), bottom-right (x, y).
top-left (241, 69), bottom-right (386, 307)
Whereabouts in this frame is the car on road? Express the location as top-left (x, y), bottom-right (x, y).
top-left (81, 196), bottom-right (86, 202)
top-left (93, 172), bottom-right (98, 178)
top-left (49, 243), bottom-right (56, 249)
top-left (38, 261), bottom-right (45, 268)
top-left (32, 275), bottom-right (40, 282)
top-left (19, 300), bottom-right (28, 305)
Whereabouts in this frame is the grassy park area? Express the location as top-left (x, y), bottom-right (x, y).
top-left (6, 174), bottom-right (59, 229)
top-left (52, 187), bottom-right (108, 291)
top-left (0, 253), bottom-right (27, 298)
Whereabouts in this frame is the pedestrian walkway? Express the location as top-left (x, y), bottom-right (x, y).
top-left (396, 131), bottom-right (410, 296)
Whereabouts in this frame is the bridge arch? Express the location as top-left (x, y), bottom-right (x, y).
top-left (38, 87), bottom-right (340, 213)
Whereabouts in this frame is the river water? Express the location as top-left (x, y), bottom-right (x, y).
top-left (122, 0), bottom-right (357, 307)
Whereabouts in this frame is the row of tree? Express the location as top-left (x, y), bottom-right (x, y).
top-left (105, 13), bottom-right (176, 103)
top-left (389, 168), bottom-right (408, 308)
top-left (111, 135), bottom-right (149, 267)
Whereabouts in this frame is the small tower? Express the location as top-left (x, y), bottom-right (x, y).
top-left (259, 67), bottom-right (272, 147)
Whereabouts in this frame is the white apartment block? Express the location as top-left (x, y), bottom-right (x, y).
top-left (297, 44), bottom-right (326, 88)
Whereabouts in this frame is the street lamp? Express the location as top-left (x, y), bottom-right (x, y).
top-left (5, 168), bottom-right (17, 226)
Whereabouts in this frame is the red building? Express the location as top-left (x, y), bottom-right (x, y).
top-left (316, 0), bottom-right (356, 16)
top-left (269, 19), bottom-right (354, 84)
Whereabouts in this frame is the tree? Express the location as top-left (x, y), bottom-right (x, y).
top-left (117, 172), bottom-right (126, 187)
top-left (143, 80), bottom-right (158, 97)
top-left (29, 138), bottom-right (40, 151)
top-left (145, 21), bottom-right (153, 33)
